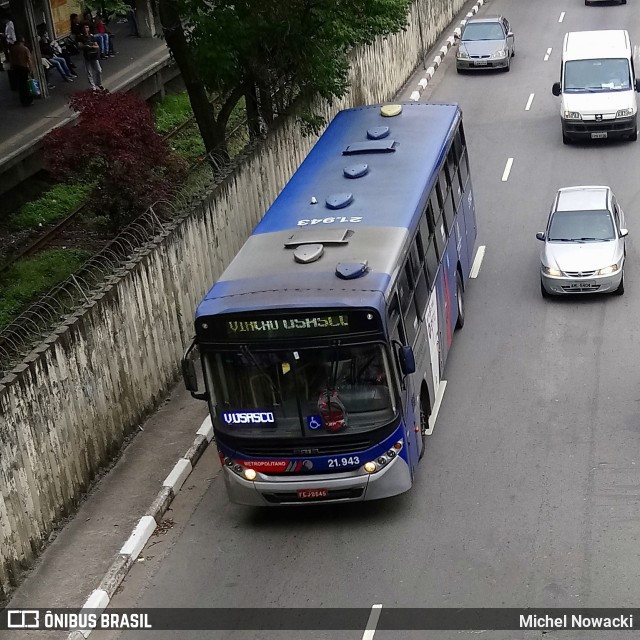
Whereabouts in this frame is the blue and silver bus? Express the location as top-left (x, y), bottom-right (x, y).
top-left (182, 102), bottom-right (478, 505)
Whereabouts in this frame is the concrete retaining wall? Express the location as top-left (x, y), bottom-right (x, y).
top-left (0, 0), bottom-right (466, 600)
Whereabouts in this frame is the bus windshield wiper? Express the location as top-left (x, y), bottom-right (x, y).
top-left (240, 344), bottom-right (280, 406)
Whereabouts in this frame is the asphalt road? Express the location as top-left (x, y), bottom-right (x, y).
top-left (99, 1), bottom-right (640, 638)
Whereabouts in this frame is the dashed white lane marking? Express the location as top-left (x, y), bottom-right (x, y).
top-left (362, 604), bottom-right (383, 640)
top-left (426, 381), bottom-right (447, 435)
top-left (559, 12), bottom-right (565, 23)
top-left (501, 157), bottom-right (514, 182)
top-left (470, 245), bottom-right (486, 279)
top-left (525, 93), bottom-right (535, 111)
top-left (544, 47), bottom-right (552, 61)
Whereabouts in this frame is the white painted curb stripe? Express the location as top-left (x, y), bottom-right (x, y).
top-left (196, 414), bottom-right (214, 441)
top-left (426, 380), bottom-right (447, 435)
top-left (73, 589), bottom-right (109, 637)
top-left (418, 77), bottom-right (428, 89)
top-left (119, 515), bottom-right (156, 559)
top-left (362, 604), bottom-right (383, 640)
top-left (410, 90), bottom-right (421, 101)
top-left (470, 245), bottom-right (486, 279)
top-left (163, 458), bottom-right (192, 492)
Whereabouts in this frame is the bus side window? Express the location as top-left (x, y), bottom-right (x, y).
top-left (432, 185), bottom-right (447, 255)
top-left (398, 264), bottom-right (418, 345)
top-left (425, 236), bottom-right (439, 289)
top-left (447, 144), bottom-right (462, 209)
top-left (388, 293), bottom-right (407, 346)
top-left (456, 125), bottom-right (470, 188)
top-left (443, 183), bottom-right (456, 235)
top-left (411, 235), bottom-right (429, 316)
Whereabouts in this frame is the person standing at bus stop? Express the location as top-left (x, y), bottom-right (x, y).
top-left (78, 23), bottom-right (103, 90)
top-left (9, 36), bottom-right (34, 106)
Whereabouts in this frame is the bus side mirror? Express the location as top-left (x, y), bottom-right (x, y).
top-left (398, 346), bottom-right (416, 376)
top-left (182, 338), bottom-right (209, 401)
top-left (552, 82), bottom-right (561, 97)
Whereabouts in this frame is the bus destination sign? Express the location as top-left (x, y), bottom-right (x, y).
top-left (226, 314), bottom-right (350, 340)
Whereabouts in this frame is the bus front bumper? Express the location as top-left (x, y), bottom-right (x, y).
top-left (223, 455), bottom-right (412, 506)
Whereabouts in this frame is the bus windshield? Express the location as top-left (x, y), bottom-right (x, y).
top-left (208, 343), bottom-right (397, 438)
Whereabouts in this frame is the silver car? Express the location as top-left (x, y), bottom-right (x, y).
top-left (456, 15), bottom-right (515, 73)
top-left (537, 186), bottom-right (627, 297)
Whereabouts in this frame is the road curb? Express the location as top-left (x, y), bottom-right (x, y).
top-left (409, 0), bottom-right (486, 101)
top-left (66, 415), bottom-right (214, 639)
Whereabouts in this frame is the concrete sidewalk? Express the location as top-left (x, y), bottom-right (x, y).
top-left (3, 381), bottom-right (208, 640)
top-left (0, 19), bottom-right (173, 192)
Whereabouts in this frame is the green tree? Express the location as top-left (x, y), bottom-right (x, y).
top-left (156, 0), bottom-right (412, 156)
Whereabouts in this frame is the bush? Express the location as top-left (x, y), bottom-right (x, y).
top-left (0, 249), bottom-right (90, 329)
top-left (12, 182), bottom-right (93, 230)
top-left (43, 90), bottom-right (187, 232)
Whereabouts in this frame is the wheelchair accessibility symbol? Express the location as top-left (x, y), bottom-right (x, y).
top-left (306, 415), bottom-right (323, 430)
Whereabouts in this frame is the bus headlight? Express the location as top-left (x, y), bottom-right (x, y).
top-left (363, 441), bottom-right (403, 474)
top-left (243, 468), bottom-right (257, 480)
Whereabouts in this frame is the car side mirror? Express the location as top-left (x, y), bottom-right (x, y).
top-left (620, 228), bottom-right (629, 238)
top-left (507, 31), bottom-right (514, 38)
top-left (635, 79), bottom-right (640, 93)
top-left (552, 82), bottom-right (561, 97)
top-left (536, 232), bottom-right (546, 241)
top-left (398, 345), bottom-right (416, 376)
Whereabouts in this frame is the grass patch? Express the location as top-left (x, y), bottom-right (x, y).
top-left (168, 125), bottom-right (207, 164)
top-left (0, 249), bottom-right (90, 329)
top-left (12, 183), bottom-right (93, 231)
top-left (154, 92), bottom-right (194, 134)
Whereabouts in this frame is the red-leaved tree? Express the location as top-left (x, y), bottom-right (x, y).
top-left (44, 90), bottom-right (186, 231)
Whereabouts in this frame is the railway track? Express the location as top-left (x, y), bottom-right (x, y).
top-left (0, 110), bottom-right (245, 277)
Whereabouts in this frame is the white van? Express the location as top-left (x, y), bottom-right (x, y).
top-left (552, 30), bottom-right (640, 144)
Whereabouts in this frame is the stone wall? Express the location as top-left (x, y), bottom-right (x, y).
top-left (0, 0), bottom-right (466, 600)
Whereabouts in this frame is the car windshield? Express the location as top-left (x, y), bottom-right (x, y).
top-left (207, 343), bottom-right (397, 439)
top-left (548, 209), bottom-right (615, 241)
top-left (461, 22), bottom-right (505, 41)
top-left (564, 58), bottom-right (631, 92)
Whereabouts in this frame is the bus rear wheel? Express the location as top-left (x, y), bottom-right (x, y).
top-left (455, 271), bottom-right (465, 329)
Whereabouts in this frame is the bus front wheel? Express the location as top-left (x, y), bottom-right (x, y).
top-left (455, 271), bottom-right (465, 329)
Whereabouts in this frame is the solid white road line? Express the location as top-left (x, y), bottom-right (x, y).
top-left (525, 93), bottom-right (535, 111)
top-left (501, 158), bottom-right (514, 182)
top-left (469, 245), bottom-right (486, 279)
top-left (362, 604), bottom-right (383, 640)
top-left (544, 47), bottom-right (552, 61)
top-left (426, 380), bottom-right (447, 435)
top-left (559, 12), bottom-right (565, 23)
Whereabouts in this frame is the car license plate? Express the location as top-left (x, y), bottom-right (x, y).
top-left (591, 132), bottom-right (607, 139)
top-left (474, 60), bottom-right (488, 66)
top-left (297, 488), bottom-right (328, 499)
top-left (568, 281), bottom-right (594, 289)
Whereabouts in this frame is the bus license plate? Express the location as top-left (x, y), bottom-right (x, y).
top-left (591, 132), bottom-right (607, 139)
top-left (297, 488), bottom-right (328, 499)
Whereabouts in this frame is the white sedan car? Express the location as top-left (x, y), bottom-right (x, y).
top-left (537, 186), bottom-right (627, 297)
